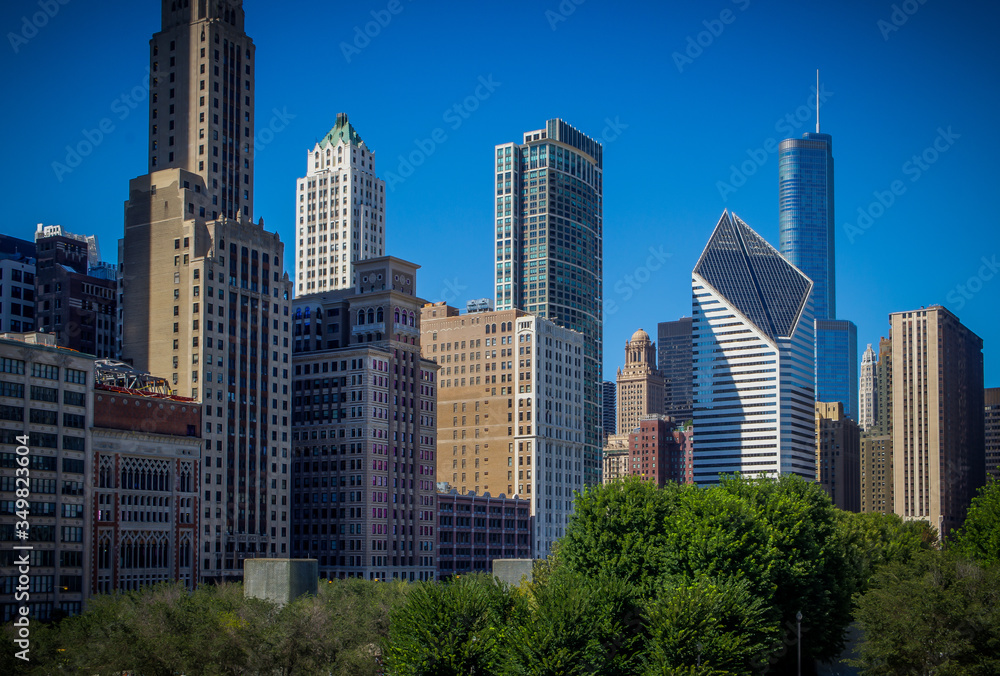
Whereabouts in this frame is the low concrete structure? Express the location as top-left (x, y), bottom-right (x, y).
top-left (492, 558), bottom-right (533, 587)
top-left (244, 559), bottom-right (318, 605)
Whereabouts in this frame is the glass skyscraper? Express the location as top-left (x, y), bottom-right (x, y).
top-left (779, 132), bottom-right (835, 320)
top-left (692, 211), bottom-right (816, 485)
top-left (494, 119), bottom-right (603, 486)
top-left (779, 125), bottom-right (858, 419)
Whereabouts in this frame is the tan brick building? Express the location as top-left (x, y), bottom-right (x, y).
top-left (616, 329), bottom-right (665, 436)
top-left (420, 303), bottom-right (586, 558)
top-left (890, 306), bottom-right (984, 537)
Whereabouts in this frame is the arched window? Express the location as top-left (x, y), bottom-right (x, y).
top-left (408, 312), bottom-right (415, 327)
top-left (485, 324), bottom-right (491, 334)
top-left (376, 307), bottom-right (384, 323)
top-left (492, 324), bottom-right (497, 333)
top-left (357, 310), bottom-right (365, 325)
top-left (394, 308), bottom-right (400, 324)
top-left (367, 309), bottom-right (375, 324)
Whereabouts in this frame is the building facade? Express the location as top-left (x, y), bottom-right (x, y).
top-left (859, 343), bottom-right (877, 432)
top-left (493, 119), bottom-right (603, 487)
top-left (120, 0), bottom-right (294, 579)
top-left (291, 257), bottom-right (438, 581)
top-left (890, 306), bottom-right (985, 537)
top-left (295, 113), bottom-right (385, 296)
top-left (601, 380), bottom-right (615, 439)
top-left (815, 319), bottom-right (857, 420)
top-left (657, 317), bottom-right (693, 422)
top-left (626, 415), bottom-right (689, 487)
top-left (616, 329), bottom-right (665, 436)
top-left (0, 236), bottom-right (36, 334)
top-left (815, 401), bottom-right (860, 512)
top-left (421, 303), bottom-right (586, 559)
top-left (34, 226), bottom-right (117, 359)
top-left (692, 211), bottom-right (816, 485)
top-left (435, 488), bottom-right (531, 579)
top-left (0, 333), bottom-right (93, 622)
top-left (860, 433), bottom-right (893, 514)
top-left (987, 388), bottom-right (1000, 482)
top-left (91, 375), bottom-right (201, 594)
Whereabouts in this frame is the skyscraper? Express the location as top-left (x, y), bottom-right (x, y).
top-left (657, 317), bottom-right (693, 422)
top-left (601, 380), bottom-right (616, 439)
top-left (815, 401), bottom-right (860, 512)
top-left (859, 343), bottom-right (878, 431)
top-left (616, 329), bottom-right (665, 435)
top-left (295, 113), bottom-right (385, 296)
top-left (986, 388), bottom-right (1000, 482)
top-left (120, 0), bottom-right (293, 578)
top-left (692, 211), bottom-right (815, 485)
top-left (890, 306), bottom-right (984, 538)
top-left (421, 302), bottom-right (587, 559)
top-left (861, 337), bottom-right (894, 514)
top-left (779, 130), bottom-right (834, 320)
top-left (494, 119), bottom-right (602, 486)
top-left (291, 258), bottom-right (438, 581)
top-left (778, 90), bottom-right (858, 420)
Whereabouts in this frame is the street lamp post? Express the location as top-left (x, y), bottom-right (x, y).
top-left (796, 610), bottom-right (803, 676)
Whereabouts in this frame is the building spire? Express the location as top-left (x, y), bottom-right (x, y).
top-left (816, 69), bottom-right (820, 133)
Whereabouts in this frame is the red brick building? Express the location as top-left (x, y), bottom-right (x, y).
top-left (628, 415), bottom-right (690, 487)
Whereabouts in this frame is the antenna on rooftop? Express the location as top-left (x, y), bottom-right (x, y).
top-left (815, 69), bottom-right (820, 133)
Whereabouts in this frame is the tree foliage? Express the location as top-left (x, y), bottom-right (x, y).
top-left (951, 479), bottom-right (1000, 567)
top-left (853, 550), bottom-right (1000, 676)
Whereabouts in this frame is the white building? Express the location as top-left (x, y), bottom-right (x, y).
top-left (859, 343), bottom-right (878, 432)
top-left (0, 236), bottom-right (36, 334)
top-left (295, 114), bottom-right (385, 296)
top-left (691, 211), bottom-right (816, 485)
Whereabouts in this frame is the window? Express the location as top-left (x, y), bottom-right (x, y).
top-left (65, 369), bottom-right (86, 385)
top-left (31, 364), bottom-right (58, 380)
top-left (0, 358), bottom-right (25, 375)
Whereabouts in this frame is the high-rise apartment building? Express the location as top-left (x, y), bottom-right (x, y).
top-left (120, 0), bottom-right (293, 579)
top-left (657, 317), bottom-right (693, 422)
top-left (815, 401), bottom-right (860, 512)
top-left (890, 306), bottom-right (984, 537)
top-left (0, 235), bottom-right (36, 334)
top-left (34, 225), bottom-right (117, 359)
top-left (601, 380), bottom-right (615, 439)
top-left (692, 211), bottom-right (815, 485)
top-left (295, 114), bottom-right (385, 296)
top-left (0, 333), bottom-right (93, 622)
top-left (859, 343), bottom-right (877, 431)
top-left (616, 329), bottom-right (665, 436)
top-left (435, 488), bottom-right (532, 579)
top-left (290, 258), bottom-right (438, 581)
top-left (494, 119), bottom-right (603, 487)
top-left (421, 303), bottom-right (586, 559)
top-left (986, 388), bottom-right (1000, 482)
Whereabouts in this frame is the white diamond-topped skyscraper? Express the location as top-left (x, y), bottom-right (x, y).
top-left (120, 0), bottom-right (293, 579)
top-left (692, 211), bottom-right (816, 484)
top-left (494, 119), bottom-right (603, 486)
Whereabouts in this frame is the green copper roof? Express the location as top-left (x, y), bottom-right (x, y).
top-left (319, 112), bottom-right (364, 148)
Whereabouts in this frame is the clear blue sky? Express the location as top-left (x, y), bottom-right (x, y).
top-left (1, 0), bottom-right (998, 386)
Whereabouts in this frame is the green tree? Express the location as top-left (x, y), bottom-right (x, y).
top-left (837, 510), bottom-right (938, 595)
top-left (951, 479), bottom-right (1000, 567)
top-left (384, 573), bottom-right (526, 676)
top-left (853, 550), bottom-right (1000, 676)
top-left (643, 576), bottom-right (778, 676)
top-left (505, 568), bottom-right (645, 676)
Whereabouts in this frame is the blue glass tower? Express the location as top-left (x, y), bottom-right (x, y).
top-left (779, 132), bottom-right (835, 320)
top-left (778, 89), bottom-right (858, 419)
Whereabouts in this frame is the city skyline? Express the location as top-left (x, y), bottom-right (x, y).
top-left (1, 0), bottom-right (998, 387)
